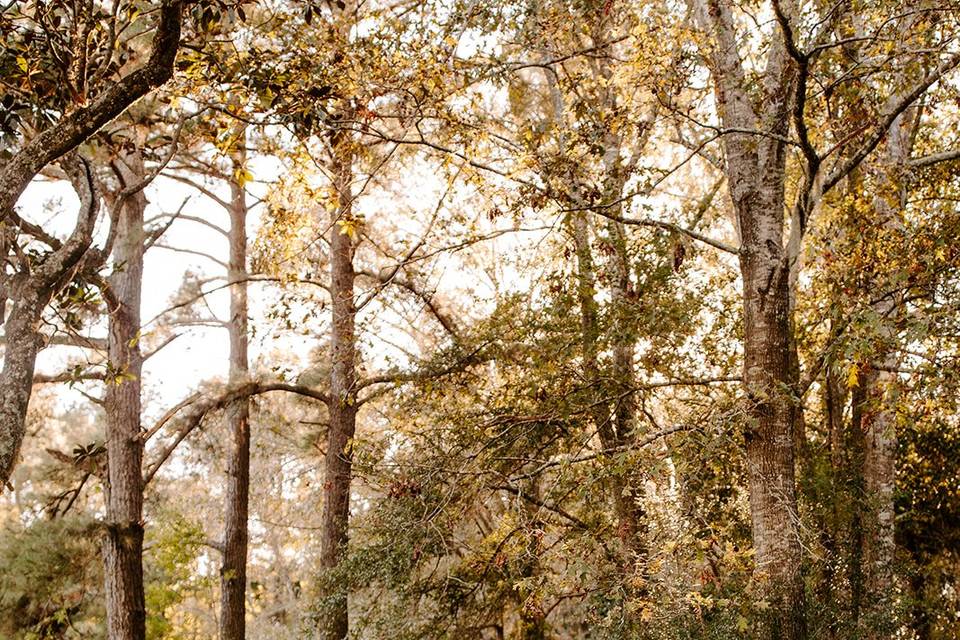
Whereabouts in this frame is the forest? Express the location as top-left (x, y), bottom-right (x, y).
top-left (1, 0), bottom-right (959, 638)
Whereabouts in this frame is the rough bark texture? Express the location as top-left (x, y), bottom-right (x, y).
top-left (739, 225), bottom-right (806, 639)
top-left (695, 1), bottom-right (807, 635)
top-left (0, 295), bottom-right (44, 486)
top-left (320, 139), bottom-right (357, 640)
top-left (220, 133), bottom-right (251, 640)
top-left (0, 157), bottom-right (100, 488)
top-left (103, 151), bottom-right (147, 640)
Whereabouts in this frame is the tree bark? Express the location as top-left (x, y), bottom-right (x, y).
top-left (855, 111), bottom-right (912, 636)
top-left (600, 134), bottom-right (646, 570)
top-left (0, 295), bottom-right (45, 486)
top-left (0, 157), bottom-right (100, 488)
top-left (220, 129), bottom-right (251, 640)
top-left (692, 1), bottom-right (807, 634)
top-left (103, 151), bottom-right (147, 640)
top-left (320, 138), bottom-right (357, 640)
top-left (739, 232), bottom-right (806, 639)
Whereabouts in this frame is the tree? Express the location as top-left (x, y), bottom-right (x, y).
top-left (0, 0), bottom-right (185, 489)
top-left (684, 1), bottom-right (960, 635)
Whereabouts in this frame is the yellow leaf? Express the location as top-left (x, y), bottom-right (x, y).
top-left (234, 167), bottom-right (253, 188)
top-left (16, 56), bottom-right (28, 73)
top-left (127, 330), bottom-right (141, 348)
top-left (847, 363), bottom-right (860, 389)
top-left (336, 218), bottom-right (358, 239)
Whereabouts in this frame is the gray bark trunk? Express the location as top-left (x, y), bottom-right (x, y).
top-left (739, 237), bottom-right (806, 638)
top-left (1, 157), bottom-right (100, 488)
top-left (856, 111), bottom-right (912, 635)
top-left (0, 296), bottom-right (44, 486)
top-left (694, 1), bottom-right (807, 633)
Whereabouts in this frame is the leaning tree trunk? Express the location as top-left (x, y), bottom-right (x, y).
top-left (103, 150), bottom-right (147, 640)
top-left (220, 129), bottom-right (251, 640)
top-left (0, 157), bottom-right (100, 488)
top-left (0, 295), bottom-right (45, 487)
top-left (320, 136), bottom-right (357, 640)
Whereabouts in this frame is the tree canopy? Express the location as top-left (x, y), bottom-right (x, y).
top-left (1, 1), bottom-right (959, 639)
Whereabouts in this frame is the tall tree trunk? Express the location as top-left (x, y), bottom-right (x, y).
top-left (737, 186), bottom-right (806, 638)
top-left (842, 109), bottom-right (913, 636)
top-left (220, 130), bottom-right (251, 640)
top-left (601, 137), bottom-right (646, 570)
top-left (571, 204), bottom-right (645, 587)
top-left (103, 150), bottom-right (147, 640)
top-left (695, 0), bottom-right (807, 628)
top-left (856, 114), bottom-right (912, 635)
top-left (320, 139), bottom-right (357, 640)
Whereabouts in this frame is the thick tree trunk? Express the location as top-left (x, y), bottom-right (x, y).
top-left (0, 296), bottom-right (44, 486)
top-left (220, 133), bottom-right (251, 640)
top-left (320, 142), bottom-right (357, 640)
top-left (690, 3), bottom-right (807, 627)
top-left (0, 157), bottom-right (100, 488)
top-left (738, 188), bottom-right (806, 638)
top-left (103, 151), bottom-right (147, 640)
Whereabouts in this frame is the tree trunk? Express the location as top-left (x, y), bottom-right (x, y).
top-left (0, 157), bottom-right (100, 488)
top-left (103, 151), bottom-right (147, 640)
top-left (0, 296), bottom-right (44, 487)
top-left (738, 190), bottom-right (807, 639)
top-left (220, 130), bottom-right (251, 640)
top-left (601, 143), bottom-right (646, 570)
top-left (320, 140), bottom-right (357, 640)
top-left (856, 112), bottom-right (912, 637)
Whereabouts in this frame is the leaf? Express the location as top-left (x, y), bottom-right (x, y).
top-left (16, 56), bottom-right (28, 73)
top-left (234, 167), bottom-right (254, 188)
top-left (336, 218), bottom-right (358, 239)
top-left (737, 615), bottom-right (749, 633)
top-left (847, 363), bottom-right (860, 389)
